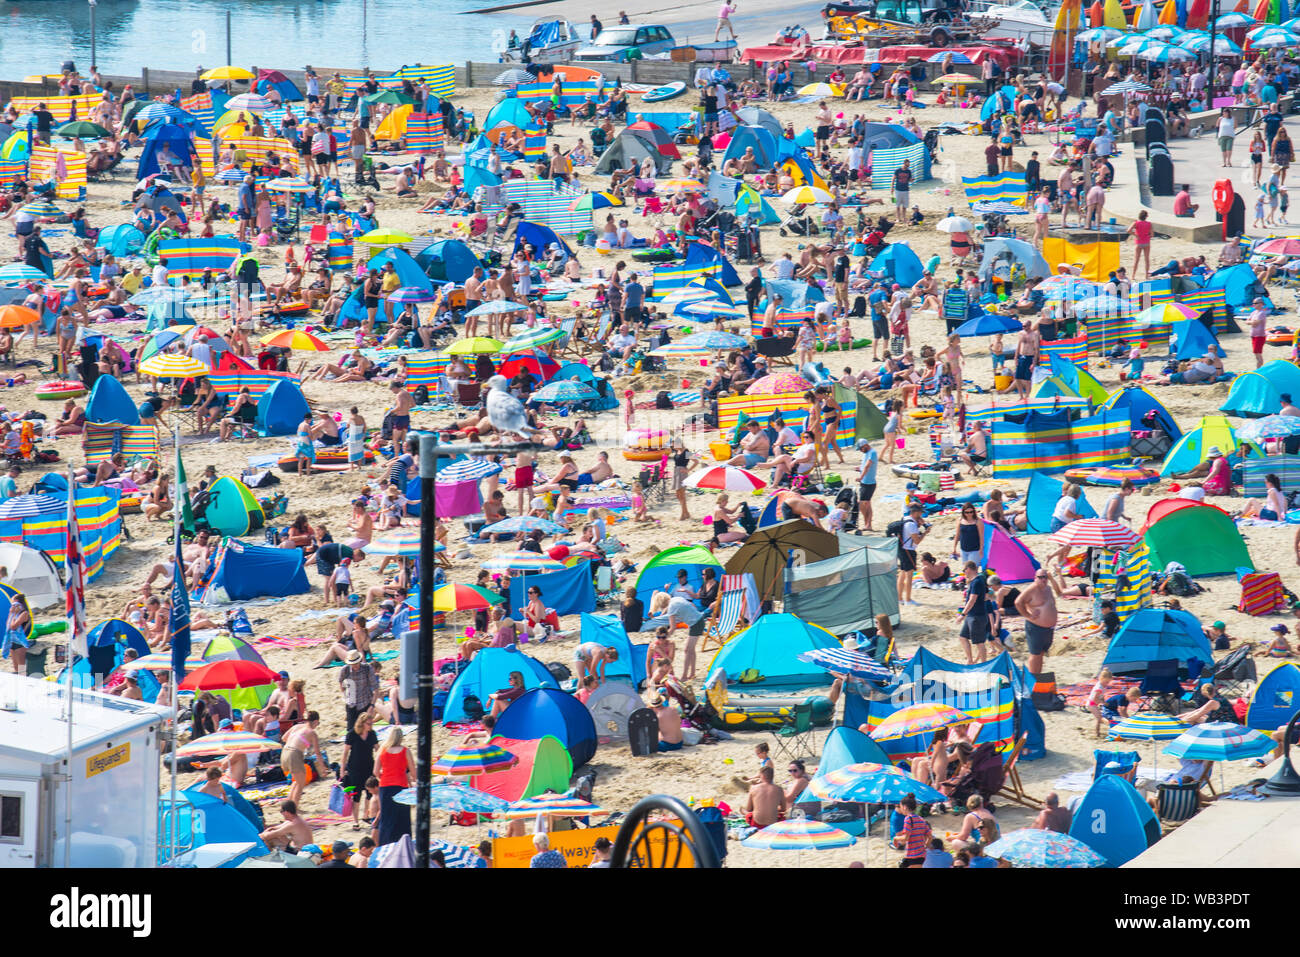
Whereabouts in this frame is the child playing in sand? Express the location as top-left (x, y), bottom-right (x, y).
top-left (1087, 668), bottom-right (1113, 737)
top-left (631, 479), bottom-right (653, 523)
top-left (326, 557), bottom-right (352, 607)
top-left (1257, 623), bottom-right (1294, 658)
top-left (1124, 344), bottom-right (1144, 382)
top-left (747, 742), bottom-right (774, 785)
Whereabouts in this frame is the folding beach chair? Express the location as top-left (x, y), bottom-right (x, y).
top-left (994, 733), bottom-right (1043, 810)
top-left (701, 574), bottom-right (747, 655)
top-left (769, 701), bottom-right (817, 761)
top-left (1206, 646), bottom-right (1256, 699)
top-left (1093, 748), bottom-right (1141, 781)
top-left (1155, 781), bottom-right (1200, 827)
top-left (1139, 658), bottom-right (1182, 714)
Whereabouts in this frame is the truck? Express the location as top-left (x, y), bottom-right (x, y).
top-left (0, 672), bottom-right (167, 868)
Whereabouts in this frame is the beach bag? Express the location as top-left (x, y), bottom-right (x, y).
top-left (1164, 571), bottom-right (1197, 597)
top-left (889, 335), bottom-right (905, 356)
top-left (228, 608), bottom-right (253, 636)
top-left (254, 765), bottom-right (286, 785)
top-left (328, 783), bottom-right (353, 816)
top-left (461, 694), bottom-right (485, 721)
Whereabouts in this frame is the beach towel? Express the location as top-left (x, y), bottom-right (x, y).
top-left (254, 633), bottom-right (332, 648)
top-left (324, 649), bottom-right (399, 667)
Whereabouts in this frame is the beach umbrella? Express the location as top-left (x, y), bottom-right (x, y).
top-left (0, 263), bottom-right (49, 284)
top-left (927, 50), bottom-right (974, 63)
top-left (1163, 721), bottom-right (1274, 762)
top-left (1110, 34), bottom-right (1155, 50)
top-left (212, 109), bottom-right (261, 132)
top-left (499, 793), bottom-right (604, 818)
top-left (121, 651), bottom-right (209, 673)
top-left (225, 92), bottom-right (275, 112)
top-left (1250, 28), bottom-right (1297, 45)
top-left (481, 552), bottom-right (565, 572)
top-left (1254, 237), bottom-right (1300, 256)
top-left (477, 516), bottom-right (566, 537)
top-left (493, 69), bottom-right (535, 86)
top-left (365, 528), bottom-right (422, 558)
top-left (935, 214), bottom-right (975, 233)
top-left (934, 73), bottom-right (979, 84)
top-left (953, 312), bottom-right (1024, 337)
top-left (1071, 295), bottom-right (1131, 317)
top-left (0, 305), bottom-right (43, 329)
top-left (431, 583), bottom-right (504, 612)
top-left (797, 82), bottom-right (844, 97)
top-left (663, 178), bottom-right (706, 191)
top-left (175, 730), bottom-right (283, 759)
top-left (970, 200), bottom-right (1028, 214)
top-left (139, 354), bottom-right (210, 377)
top-left (1051, 518), bottom-right (1141, 550)
top-left (431, 743), bottom-right (518, 776)
top-left (680, 330), bottom-right (749, 349)
top-left (387, 286), bottom-right (441, 304)
top-left (446, 336), bottom-right (504, 355)
top-left (215, 167), bottom-right (249, 182)
top-left (259, 329), bottom-right (330, 351)
top-left (985, 829), bottom-right (1106, 868)
top-left (0, 494), bottom-right (64, 519)
top-left (203, 634), bottom-right (267, 666)
top-left (726, 526), bottom-right (840, 601)
top-left (809, 762), bottom-right (946, 804)
top-left (1111, 711), bottom-right (1188, 776)
top-left (796, 647), bottom-right (893, 682)
top-left (1236, 415), bottom-right (1300, 442)
top-left (179, 659), bottom-right (279, 709)
top-left (364, 89), bottom-right (416, 106)
top-left (499, 326), bottom-right (565, 353)
top-left (683, 465), bottom-right (767, 492)
top-left (871, 703), bottom-right (973, 741)
top-left (357, 228), bottom-right (413, 246)
top-left (531, 379), bottom-right (597, 403)
top-left (437, 458), bottom-right (503, 481)
top-left (1146, 24), bottom-right (1185, 38)
top-left (1075, 26), bottom-right (1124, 40)
top-left (781, 185), bottom-right (835, 205)
top-left (742, 818), bottom-right (857, 864)
top-left (1247, 22), bottom-right (1288, 38)
top-left (465, 300), bottom-right (526, 317)
top-left (264, 176), bottom-right (313, 193)
top-left (1138, 41), bottom-right (1196, 60)
top-left (202, 66), bottom-right (256, 81)
top-left (497, 351), bottom-right (559, 382)
top-left (1037, 276), bottom-right (1103, 297)
top-left (1133, 301), bottom-right (1200, 324)
top-left (1213, 10), bottom-right (1257, 27)
top-left (21, 200), bottom-right (61, 217)
top-left (746, 372), bottom-right (811, 394)
top-left (394, 782), bottom-right (512, 813)
top-left (1103, 79), bottom-right (1154, 95)
top-left (676, 301), bottom-right (749, 320)
top-left (55, 120), bottom-right (110, 138)
top-left (570, 191), bottom-right (624, 214)
top-left (1181, 34), bottom-right (1243, 53)
top-left (649, 342), bottom-right (711, 358)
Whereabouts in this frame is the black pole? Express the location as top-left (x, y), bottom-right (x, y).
top-left (1207, 0), bottom-right (1218, 104)
top-left (416, 434), bottom-right (436, 867)
top-left (89, 1), bottom-right (96, 72)
top-left (226, 9), bottom-right (232, 68)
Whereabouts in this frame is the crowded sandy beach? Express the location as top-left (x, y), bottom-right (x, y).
top-left (4, 0), bottom-right (1300, 879)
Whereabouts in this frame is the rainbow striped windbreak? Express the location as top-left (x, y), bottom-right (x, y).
top-left (716, 391), bottom-right (858, 449)
top-left (0, 485), bottom-right (121, 581)
top-left (208, 371), bottom-right (301, 398)
top-left (989, 410), bottom-right (1130, 477)
top-left (157, 237), bottom-right (242, 279)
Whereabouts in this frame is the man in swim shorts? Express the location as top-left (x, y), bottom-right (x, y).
top-left (1012, 320), bottom-right (1039, 400)
top-left (387, 381), bottom-right (413, 453)
top-left (1015, 569), bottom-right (1058, 676)
top-left (726, 420), bottom-right (772, 468)
top-left (653, 692), bottom-right (685, 752)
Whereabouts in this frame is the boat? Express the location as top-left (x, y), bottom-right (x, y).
top-left (968, 0), bottom-right (1057, 46)
top-left (819, 0), bottom-right (1057, 46)
top-left (500, 18), bottom-right (583, 63)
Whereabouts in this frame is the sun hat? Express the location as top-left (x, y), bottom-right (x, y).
top-left (1272, 624), bottom-right (1290, 635)
top-left (345, 649), bottom-right (364, 665)
top-left (1207, 446), bottom-right (1223, 457)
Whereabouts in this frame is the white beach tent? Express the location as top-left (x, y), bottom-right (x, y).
top-left (0, 543), bottom-right (63, 608)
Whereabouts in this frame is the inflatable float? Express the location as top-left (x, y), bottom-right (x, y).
top-left (710, 692), bottom-right (834, 731)
top-left (36, 380), bottom-right (87, 400)
top-left (278, 447), bottom-right (375, 472)
top-left (630, 248), bottom-right (678, 263)
top-left (891, 462), bottom-right (959, 480)
top-left (641, 81), bottom-right (687, 102)
top-left (623, 428), bottom-right (668, 462)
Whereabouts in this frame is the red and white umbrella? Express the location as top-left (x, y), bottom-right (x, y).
top-left (683, 465), bottom-right (767, 492)
top-left (1050, 519), bottom-right (1141, 550)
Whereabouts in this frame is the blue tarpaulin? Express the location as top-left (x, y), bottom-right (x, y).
top-left (509, 560), bottom-right (596, 618)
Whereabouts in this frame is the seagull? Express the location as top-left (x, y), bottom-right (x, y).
top-left (485, 375), bottom-right (538, 439)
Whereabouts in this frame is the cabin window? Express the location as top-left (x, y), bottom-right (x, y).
top-left (0, 793), bottom-right (22, 843)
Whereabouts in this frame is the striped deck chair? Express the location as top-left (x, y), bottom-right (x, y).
top-left (83, 423), bottom-right (161, 465)
top-left (701, 574), bottom-right (747, 654)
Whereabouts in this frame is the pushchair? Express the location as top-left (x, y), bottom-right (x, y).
top-left (660, 675), bottom-right (720, 736)
top-left (779, 204), bottom-right (819, 237)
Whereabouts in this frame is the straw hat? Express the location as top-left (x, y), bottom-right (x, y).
top-left (345, 649), bottom-right (364, 665)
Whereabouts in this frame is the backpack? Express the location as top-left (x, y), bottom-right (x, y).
top-left (1164, 571), bottom-right (1198, 597)
top-left (461, 694), bottom-right (485, 721)
top-left (413, 384), bottom-right (430, 405)
top-left (655, 390), bottom-right (673, 410)
top-left (737, 501), bottom-right (759, 535)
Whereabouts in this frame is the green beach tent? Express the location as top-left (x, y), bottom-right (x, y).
top-left (202, 476), bottom-right (265, 537)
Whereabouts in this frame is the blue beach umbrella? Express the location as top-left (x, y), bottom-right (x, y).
top-left (796, 647), bottom-right (893, 682)
top-left (1162, 722), bottom-right (1274, 762)
top-left (808, 762), bottom-right (946, 804)
top-left (435, 458), bottom-right (503, 482)
top-left (477, 516), bottom-right (568, 537)
top-left (985, 828), bottom-right (1106, 868)
top-left (953, 312), bottom-right (1024, 337)
top-left (531, 379), bottom-right (598, 403)
top-left (394, 782), bottom-right (512, 813)
top-left (679, 330), bottom-right (750, 349)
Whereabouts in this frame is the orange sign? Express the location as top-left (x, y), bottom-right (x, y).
top-left (492, 821), bottom-right (697, 868)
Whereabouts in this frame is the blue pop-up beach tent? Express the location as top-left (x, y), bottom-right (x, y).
top-left (85, 374), bottom-right (140, 425)
top-left (1101, 608), bottom-right (1214, 675)
top-left (203, 539), bottom-right (309, 602)
top-left (869, 243), bottom-right (924, 287)
top-left (1220, 360), bottom-right (1300, 418)
top-left (1068, 775), bottom-right (1160, 867)
top-left (579, 613), bottom-right (647, 687)
top-left (416, 239), bottom-right (479, 284)
top-left (442, 644), bottom-right (558, 724)
top-left (366, 246), bottom-right (435, 293)
top-left (1245, 661), bottom-right (1300, 732)
top-left (492, 686), bottom-right (599, 768)
top-left (1024, 471), bottom-right (1099, 534)
top-left (704, 613), bottom-right (839, 688)
top-left (508, 560), bottom-right (596, 618)
top-left (256, 379), bottom-right (310, 436)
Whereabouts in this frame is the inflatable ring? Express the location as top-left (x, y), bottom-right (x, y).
top-left (1266, 333), bottom-right (1293, 346)
top-left (36, 380), bottom-right (87, 400)
top-left (908, 409), bottom-right (942, 419)
top-left (278, 448), bottom-right (374, 472)
top-left (141, 226), bottom-right (177, 267)
top-left (541, 292), bottom-right (567, 301)
top-left (622, 450), bottom-right (664, 462)
top-left (630, 249), bottom-right (678, 262)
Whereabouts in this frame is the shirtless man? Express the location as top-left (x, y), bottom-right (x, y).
top-left (745, 765), bottom-right (787, 827)
top-left (959, 421), bottom-right (989, 473)
top-left (281, 712), bottom-right (326, 808)
top-left (1012, 320), bottom-right (1040, 400)
top-left (259, 799), bottom-right (315, 850)
top-left (776, 489), bottom-right (830, 529)
top-left (387, 381), bottom-right (414, 454)
top-left (462, 267), bottom-right (485, 337)
top-left (197, 767), bottom-right (228, 802)
top-left (652, 691), bottom-right (684, 752)
top-left (1014, 568), bottom-right (1058, 676)
top-left (726, 420), bottom-right (772, 468)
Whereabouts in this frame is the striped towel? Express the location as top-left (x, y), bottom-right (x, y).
top-left (305, 812), bottom-right (353, 827)
top-left (671, 390), bottom-right (701, 405)
top-left (254, 634), bottom-right (332, 648)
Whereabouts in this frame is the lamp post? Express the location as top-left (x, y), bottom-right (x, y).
top-left (414, 434), bottom-right (540, 866)
top-left (88, 0), bottom-right (97, 71)
top-left (1207, 0), bottom-right (1219, 105)
top-left (226, 10), bottom-right (232, 68)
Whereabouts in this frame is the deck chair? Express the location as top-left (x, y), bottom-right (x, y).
top-left (754, 335), bottom-right (797, 367)
top-left (1207, 646), bottom-right (1256, 698)
top-left (994, 733), bottom-right (1043, 810)
top-left (1093, 748), bottom-right (1141, 781)
top-left (769, 701), bottom-right (817, 761)
top-left (1139, 658), bottom-right (1182, 714)
top-left (701, 574), bottom-right (747, 655)
top-left (1155, 781), bottom-right (1200, 826)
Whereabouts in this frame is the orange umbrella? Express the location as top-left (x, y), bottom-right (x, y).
top-left (260, 329), bottom-right (330, 351)
top-left (0, 305), bottom-right (40, 329)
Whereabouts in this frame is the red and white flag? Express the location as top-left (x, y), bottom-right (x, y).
top-left (64, 479), bottom-right (87, 659)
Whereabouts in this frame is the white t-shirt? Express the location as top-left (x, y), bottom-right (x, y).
top-left (813, 300), bottom-right (835, 321)
top-left (1052, 495), bottom-right (1076, 522)
top-left (773, 258), bottom-right (796, 280)
top-left (902, 517), bottom-right (921, 550)
top-left (1217, 115), bottom-right (1234, 138)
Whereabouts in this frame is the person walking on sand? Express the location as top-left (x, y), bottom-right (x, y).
top-left (1128, 209), bottom-right (1152, 279)
top-left (716, 0), bottom-right (738, 41)
top-left (1015, 568), bottom-right (1058, 676)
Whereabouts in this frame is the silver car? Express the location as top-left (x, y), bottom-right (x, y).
top-left (574, 24), bottom-right (676, 62)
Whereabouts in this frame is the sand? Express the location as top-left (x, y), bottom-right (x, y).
top-left (16, 79), bottom-right (1295, 868)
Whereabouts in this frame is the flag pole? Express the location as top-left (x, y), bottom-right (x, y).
top-left (63, 465), bottom-right (76, 869)
top-left (169, 421), bottom-right (181, 863)
top-left (168, 420), bottom-right (192, 864)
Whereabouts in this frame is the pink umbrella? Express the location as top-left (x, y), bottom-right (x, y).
top-left (746, 372), bottom-right (812, 394)
top-left (683, 465), bottom-right (767, 491)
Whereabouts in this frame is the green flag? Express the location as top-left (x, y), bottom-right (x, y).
top-left (175, 432), bottom-right (195, 536)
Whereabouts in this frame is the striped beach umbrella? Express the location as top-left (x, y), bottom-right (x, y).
top-left (445, 336), bottom-right (504, 354)
top-left (1069, 296), bottom-right (1130, 319)
top-left (781, 185), bottom-right (835, 205)
top-left (432, 744), bottom-right (519, 776)
top-left (683, 465), bottom-right (767, 492)
top-left (499, 326), bottom-right (565, 353)
top-left (1236, 415), bottom-right (1300, 442)
top-left (120, 651), bottom-right (209, 672)
top-left (1037, 276), bottom-right (1103, 298)
top-left (394, 782), bottom-right (512, 813)
top-left (531, 380), bottom-right (597, 403)
top-left (796, 82), bottom-right (844, 97)
top-left (0, 263), bottom-right (49, 284)
top-left (432, 583), bottom-right (504, 612)
top-left (21, 200), bottom-right (61, 217)
top-left (1051, 519), bottom-right (1141, 550)
top-left (741, 818), bottom-right (857, 850)
top-left (649, 341), bottom-right (711, 357)
top-left (215, 167), bottom-right (248, 182)
top-left (927, 50), bottom-right (974, 63)
top-left (1102, 79), bottom-right (1153, 95)
top-left (387, 286), bottom-right (441, 303)
top-left (176, 730), bottom-right (283, 759)
top-left (493, 68), bottom-right (535, 86)
top-left (1162, 722), bottom-right (1274, 762)
top-left (676, 301), bottom-right (749, 320)
top-left (437, 458), bottom-right (503, 482)
top-left (1212, 11), bottom-right (1256, 27)
top-left (1075, 26), bottom-right (1124, 41)
top-left (358, 228), bottom-right (413, 246)
top-left (0, 494), bottom-right (65, 519)
top-left (0, 305), bottom-right (42, 329)
top-left (260, 329), bottom-right (330, 351)
top-left (139, 353), bottom-right (211, 377)
top-left (481, 551), bottom-right (566, 573)
top-left (478, 516), bottom-right (567, 537)
top-left (808, 762), bottom-right (946, 804)
top-left (1181, 34), bottom-right (1243, 54)
top-left (796, 647), bottom-right (893, 681)
top-left (1111, 712), bottom-right (1188, 741)
top-left (746, 372), bottom-right (812, 394)
top-left (365, 528), bottom-right (422, 558)
top-left (465, 300), bottom-right (525, 317)
top-left (1145, 24), bottom-right (1185, 39)
top-left (500, 793), bottom-right (604, 818)
top-left (264, 175), bottom-right (313, 193)
top-left (870, 703), bottom-right (972, 742)
top-left (985, 828), bottom-right (1106, 868)
top-left (1133, 301), bottom-right (1200, 324)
